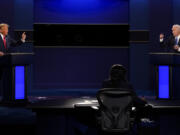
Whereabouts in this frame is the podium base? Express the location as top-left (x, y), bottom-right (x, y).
top-left (0, 98), bottom-right (28, 107)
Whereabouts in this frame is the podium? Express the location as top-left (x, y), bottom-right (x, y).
top-left (150, 52), bottom-right (180, 99)
top-left (0, 53), bottom-right (33, 103)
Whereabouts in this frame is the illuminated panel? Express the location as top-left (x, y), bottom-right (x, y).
top-left (158, 66), bottom-right (169, 99)
top-left (15, 66), bottom-right (25, 100)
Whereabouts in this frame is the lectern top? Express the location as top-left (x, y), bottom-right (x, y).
top-left (5, 53), bottom-right (34, 56)
top-left (149, 52), bottom-right (180, 55)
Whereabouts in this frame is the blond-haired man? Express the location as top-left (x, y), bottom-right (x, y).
top-left (0, 23), bottom-right (26, 56)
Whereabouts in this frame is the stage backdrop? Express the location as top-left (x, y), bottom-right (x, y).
top-left (34, 0), bottom-right (129, 23)
top-left (33, 0), bottom-right (129, 89)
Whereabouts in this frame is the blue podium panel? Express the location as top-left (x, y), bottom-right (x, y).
top-left (150, 52), bottom-right (180, 99)
top-left (15, 66), bottom-right (25, 100)
top-left (158, 66), bottom-right (170, 99)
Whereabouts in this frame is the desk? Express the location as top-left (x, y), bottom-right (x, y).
top-left (27, 96), bottom-right (180, 114)
top-left (27, 96), bottom-right (180, 135)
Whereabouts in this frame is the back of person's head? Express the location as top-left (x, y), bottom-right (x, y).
top-left (110, 64), bottom-right (127, 81)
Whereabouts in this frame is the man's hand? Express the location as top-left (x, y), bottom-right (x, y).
top-left (160, 33), bottom-right (164, 39)
top-left (0, 51), bottom-right (4, 56)
top-left (141, 96), bottom-right (146, 101)
top-left (174, 45), bottom-right (180, 50)
top-left (21, 32), bottom-right (26, 41)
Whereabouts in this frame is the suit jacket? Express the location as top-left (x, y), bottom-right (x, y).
top-left (0, 35), bottom-right (23, 53)
top-left (160, 35), bottom-right (180, 52)
top-left (102, 79), bottom-right (147, 108)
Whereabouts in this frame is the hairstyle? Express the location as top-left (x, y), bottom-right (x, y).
top-left (172, 24), bottom-right (180, 31)
top-left (0, 23), bottom-right (9, 30)
top-left (110, 64), bottom-right (127, 81)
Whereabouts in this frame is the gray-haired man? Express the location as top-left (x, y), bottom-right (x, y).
top-left (160, 24), bottom-right (180, 52)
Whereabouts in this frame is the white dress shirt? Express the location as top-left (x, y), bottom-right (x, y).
top-left (0, 33), bottom-right (4, 41)
top-left (160, 38), bottom-right (164, 42)
top-left (176, 35), bottom-right (180, 52)
top-left (176, 35), bottom-right (180, 44)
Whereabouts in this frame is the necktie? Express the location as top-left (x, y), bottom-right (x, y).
top-left (175, 37), bottom-right (179, 45)
top-left (3, 36), bottom-right (7, 49)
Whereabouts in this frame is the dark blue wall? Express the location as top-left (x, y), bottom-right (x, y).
top-left (0, 0), bottom-right (14, 35)
top-left (173, 0), bottom-right (180, 24)
top-left (149, 0), bottom-right (173, 52)
top-left (0, 0), bottom-right (33, 31)
top-left (34, 0), bottom-right (128, 23)
top-left (14, 0), bottom-right (33, 29)
top-left (13, 0), bottom-right (33, 52)
top-left (130, 0), bottom-right (149, 30)
top-left (129, 0), bottom-right (150, 91)
top-left (33, 47), bottom-right (129, 89)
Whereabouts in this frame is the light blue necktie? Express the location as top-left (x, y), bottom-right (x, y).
top-left (175, 37), bottom-right (179, 45)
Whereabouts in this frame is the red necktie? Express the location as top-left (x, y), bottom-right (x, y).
top-left (3, 36), bottom-right (7, 49)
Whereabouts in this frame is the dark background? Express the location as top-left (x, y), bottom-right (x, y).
top-left (0, 0), bottom-right (180, 94)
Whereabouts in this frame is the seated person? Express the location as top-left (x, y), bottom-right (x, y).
top-left (101, 64), bottom-right (152, 134)
top-left (102, 64), bottom-right (147, 108)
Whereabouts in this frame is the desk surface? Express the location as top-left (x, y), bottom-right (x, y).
top-left (27, 96), bottom-right (180, 110)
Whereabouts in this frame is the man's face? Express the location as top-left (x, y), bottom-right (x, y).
top-left (172, 26), bottom-right (180, 37)
top-left (0, 25), bottom-right (8, 36)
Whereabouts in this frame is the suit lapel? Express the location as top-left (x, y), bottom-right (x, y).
top-left (0, 35), bottom-right (3, 44)
top-left (172, 37), bottom-right (175, 45)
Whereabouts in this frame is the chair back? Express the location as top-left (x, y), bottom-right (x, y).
top-left (97, 88), bottom-right (133, 133)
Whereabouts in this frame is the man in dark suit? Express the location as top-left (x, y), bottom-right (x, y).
top-left (160, 24), bottom-right (180, 52)
top-left (0, 23), bottom-right (26, 55)
top-left (0, 23), bottom-right (26, 100)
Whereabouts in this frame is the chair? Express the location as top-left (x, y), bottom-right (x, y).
top-left (97, 88), bottom-right (134, 134)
